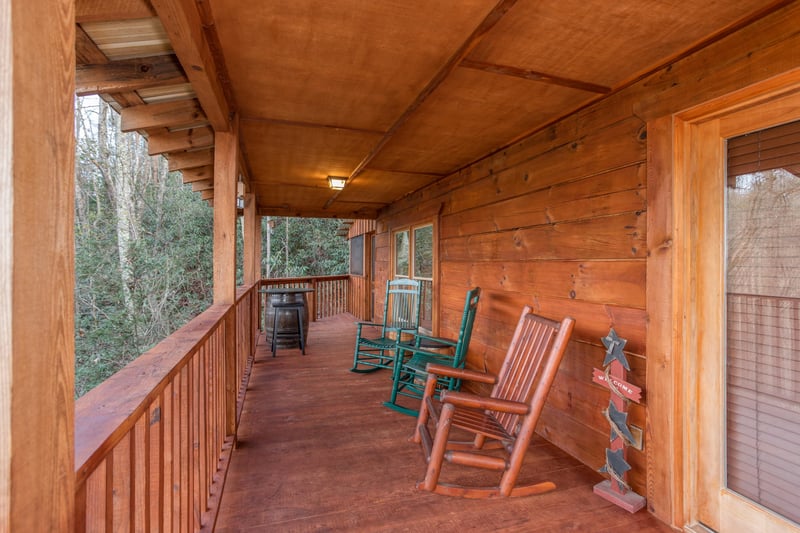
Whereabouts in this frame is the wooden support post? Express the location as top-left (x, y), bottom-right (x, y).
top-left (2, 0), bottom-right (76, 530)
top-left (592, 329), bottom-right (647, 513)
top-left (243, 193), bottom-right (260, 285)
top-left (243, 193), bottom-right (261, 352)
top-left (213, 127), bottom-right (237, 305)
top-left (213, 123), bottom-right (238, 436)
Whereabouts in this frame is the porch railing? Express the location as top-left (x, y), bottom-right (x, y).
top-left (73, 282), bottom-right (260, 532)
top-left (260, 275), bottom-right (349, 321)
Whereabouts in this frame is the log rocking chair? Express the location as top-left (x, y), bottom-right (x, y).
top-left (412, 305), bottom-right (574, 498)
top-left (351, 278), bottom-right (422, 373)
top-left (384, 287), bottom-right (481, 416)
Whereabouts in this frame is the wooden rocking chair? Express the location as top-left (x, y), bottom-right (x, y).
top-left (412, 305), bottom-right (574, 498)
top-left (351, 278), bottom-right (422, 373)
top-left (384, 287), bottom-right (481, 416)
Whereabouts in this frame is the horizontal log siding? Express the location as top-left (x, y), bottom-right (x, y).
top-left (379, 114), bottom-right (648, 497)
top-left (74, 284), bottom-right (259, 531)
top-left (374, 3), bottom-right (800, 511)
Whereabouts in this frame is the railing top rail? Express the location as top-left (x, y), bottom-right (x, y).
top-left (236, 281), bottom-right (260, 303)
top-left (260, 275), bottom-right (348, 286)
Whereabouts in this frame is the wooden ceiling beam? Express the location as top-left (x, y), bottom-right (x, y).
top-left (168, 148), bottom-right (213, 171)
top-left (76, 0), bottom-right (155, 23)
top-left (190, 179), bottom-right (214, 192)
top-left (75, 25), bottom-right (147, 107)
top-left (240, 116), bottom-right (386, 136)
top-left (120, 98), bottom-right (206, 132)
top-left (76, 55), bottom-right (188, 96)
top-left (257, 206), bottom-right (380, 220)
top-left (200, 189), bottom-right (215, 200)
top-left (180, 165), bottom-right (214, 183)
top-left (148, 126), bottom-right (214, 155)
top-left (149, 0), bottom-right (232, 131)
top-left (328, 0), bottom-right (519, 209)
top-left (459, 58), bottom-right (612, 94)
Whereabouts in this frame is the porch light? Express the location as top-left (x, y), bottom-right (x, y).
top-left (236, 179), bottom-right (246, 209)
top-left (328, 176), bottom-right (347, 190)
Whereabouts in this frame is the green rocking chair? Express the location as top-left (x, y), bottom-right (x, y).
top-left (384, 287), bottom-right (481, 416)
top-left (351, 278), bottom-right (422, 373)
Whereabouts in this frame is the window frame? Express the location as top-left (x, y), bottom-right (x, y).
top-left (391, 220), bottom-right (437, 333)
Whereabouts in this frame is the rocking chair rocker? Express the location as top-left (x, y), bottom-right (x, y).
top-left (412, 305), bottom-right (574, 498)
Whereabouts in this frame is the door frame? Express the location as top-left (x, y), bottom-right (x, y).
top-left (672, 78), bottom-right (800, 531)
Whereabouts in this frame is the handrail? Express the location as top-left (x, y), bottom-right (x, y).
top-left (74, 282), bottom-right (260, 531)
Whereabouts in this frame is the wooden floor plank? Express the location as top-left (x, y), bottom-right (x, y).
top-left (214, 314), bottom-right (674, 532)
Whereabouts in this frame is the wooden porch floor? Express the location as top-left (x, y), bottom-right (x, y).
top-left (214, 314), bottom-right (674, 532)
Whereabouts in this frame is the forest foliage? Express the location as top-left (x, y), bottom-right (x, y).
top-left (74, 97), bottom-right (348, 396)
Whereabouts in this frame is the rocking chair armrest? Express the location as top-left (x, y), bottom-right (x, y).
top-left (424, 363), bottom-right (497, 385)
top-left (412, 332), bottom-right (457, 349)
top-left (439, 390), bottom-right (530, 415)
top-left (354, 321), bottom-right (384, 328)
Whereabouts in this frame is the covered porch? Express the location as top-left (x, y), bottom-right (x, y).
top-left (214, 314), bottom-right (671, 532)
top-left (5, 0), bottom-right (800, 531)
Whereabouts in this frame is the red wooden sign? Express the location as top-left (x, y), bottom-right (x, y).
top-left (592, 369), bottom-right (642, 403)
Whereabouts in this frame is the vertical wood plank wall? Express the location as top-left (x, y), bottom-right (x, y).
top-left (369, 2), bottom-right (800, 521)
top-left (348, 220), bottom-right (378, 321)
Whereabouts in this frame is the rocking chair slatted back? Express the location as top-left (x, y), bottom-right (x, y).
top-left (351, 278), bottom-right (422, 373)
top-left (385, 283), bottom-right (421, 332)
top-left (384, 287), bottom-right (481, 416)
top-left (491, 312), bottom-right (563, 437)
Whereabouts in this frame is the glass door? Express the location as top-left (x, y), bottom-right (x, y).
top-left (724, 122), bottom-right (800, 526)
top-left (684, 92), bottom-right (800, 533)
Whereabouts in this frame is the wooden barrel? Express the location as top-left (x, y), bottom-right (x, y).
top-left (264, 291), bottom-right (310, 349)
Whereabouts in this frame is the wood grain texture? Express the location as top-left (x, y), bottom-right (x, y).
top-left (0, 0), bottom-right (11, 526)
top-left (120, 99), bottom-right (206, 132)
top-left (213, 127), bottom-right (238, 304)
top-left (75, 55), bottom-right (187, 96)
top-left (8, 0), bottom-right (75, 530)
top-left (76, 0), bottom-right (155, 23)
top-left (149, 0), bottom-right (231, 131)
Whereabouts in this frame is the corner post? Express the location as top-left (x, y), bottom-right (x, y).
top-left (2, 0), bottom-right (76, 529)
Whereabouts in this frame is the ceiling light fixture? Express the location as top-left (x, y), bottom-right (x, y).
top-left (236, 177), bottom-right (246, 209)
top-left (328, 176), bottom-right (347, 190)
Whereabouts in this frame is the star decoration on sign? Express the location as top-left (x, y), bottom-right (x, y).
top-left (601, 328), bottom-right (629, 370)
top-left (606, 401), bottom-right (636, 445)
top-left (599, 447), bottom-right (632, 491)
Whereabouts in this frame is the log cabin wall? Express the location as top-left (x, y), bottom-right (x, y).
top-left (373, 2), bottom-right (800, 522)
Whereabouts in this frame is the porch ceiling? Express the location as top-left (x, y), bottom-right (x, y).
top-left (75, 0), bottom-right (787, 219)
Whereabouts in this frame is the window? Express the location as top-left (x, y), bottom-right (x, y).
top-left (393, 223), bottom-right (435, 331)
top-left (350, 234), bottom-right (364, 276)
